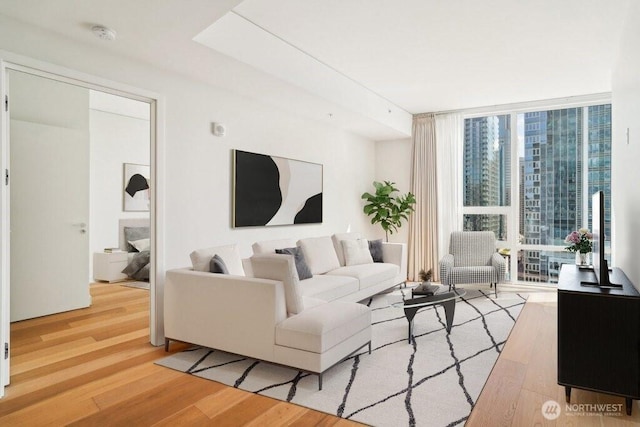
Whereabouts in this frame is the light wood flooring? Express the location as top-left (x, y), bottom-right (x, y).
top-left (1, 283), bottom-right (359, 426)
top-left (2, 284), bottom-right (640, 426)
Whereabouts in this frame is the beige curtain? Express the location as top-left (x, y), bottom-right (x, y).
top-left (408, 114), bottom-right (439, 282)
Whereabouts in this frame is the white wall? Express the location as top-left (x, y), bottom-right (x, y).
top-left (374, 138), bottom-right (413, 243)
top-left (89, 91), bottom-right (150, 277)
top-left (0, 18), bottom-right (376, 269)
top-left (612, 1), bottom-right (640, 286)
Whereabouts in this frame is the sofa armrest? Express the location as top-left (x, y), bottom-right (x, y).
top-left (164, 268), bottom-right (287, 361)
top-left (439, 254), bottom-right (454, 287)
top-left (382, 242), bottom-right (407, 282)
top-left (491, 252), bottom-right (506, 283)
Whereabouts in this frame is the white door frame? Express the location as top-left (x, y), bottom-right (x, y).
top-left (0, 53), bottom-right (165, 396)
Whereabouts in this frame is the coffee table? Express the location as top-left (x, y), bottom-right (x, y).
top-left (391, 290), bottom-right (466, 343)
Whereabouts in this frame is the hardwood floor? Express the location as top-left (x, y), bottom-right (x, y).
top-left (3, 284), bottom-right (640, 426)
top-left (1, 283), bottom-right (359, 426)
top-left (468, 291), bottom-right (640, 426)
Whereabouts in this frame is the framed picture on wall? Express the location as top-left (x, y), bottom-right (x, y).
top-left (232, 150), bottom-right (323, 227)
top-left (123, 163), bottom-right (150, 212)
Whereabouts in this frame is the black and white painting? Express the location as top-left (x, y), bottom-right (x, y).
top-left (123, 163), bottom-right (150, 212)
top-left (233, 150), bottom-right (322, 227)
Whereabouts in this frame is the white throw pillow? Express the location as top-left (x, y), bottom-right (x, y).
top-left (298, 236), bottom-right (340, 274)
top-left (252, 238), bottom-right (297, 255)
top-left (342, 239), bottom-right (374, 266)
top-left (189, 244), bottom-right (245, 276)
top-left (128, 238), bottom-right (150, 252)
top-left (251, 254), bottom-right (304, 315)
top-left (331, 232), bottom-right (362, 266)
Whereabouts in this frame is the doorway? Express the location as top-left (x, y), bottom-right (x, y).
top-left (0, 60), bottom-right (162, 397)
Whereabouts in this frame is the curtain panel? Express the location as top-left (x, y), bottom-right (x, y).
top-left (408, 115), bottom-right (438, 281)
top-left (408, 113), bottom-right (463, 282)
top-left (435, 113), bottom-right (463, 263)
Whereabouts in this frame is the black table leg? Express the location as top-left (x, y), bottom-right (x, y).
top-left (404, 306), bottom-right (419, 343)
top-left (565, 386), bottom-right (571, 403)
top-left (626, 397), bottom-right (632, 415)
top-left (442, 299), bottom-right (455, 333)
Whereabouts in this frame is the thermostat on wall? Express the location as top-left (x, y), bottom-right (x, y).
top-left (212, 122), bottom-right (226, 137)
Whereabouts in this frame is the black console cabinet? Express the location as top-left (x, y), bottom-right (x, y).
top-left (558, 264), bottom-right (640, 415)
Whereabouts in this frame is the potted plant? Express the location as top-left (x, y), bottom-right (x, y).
top-left (361, 181), bottom-right (416, 241)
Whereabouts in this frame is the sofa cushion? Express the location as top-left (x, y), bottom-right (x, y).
top-left (275, 301), bottom-right (371, 353)
top-left (251, 254), bottom-right (304, 315)
top-left (299, 275), bottom-right (359, 301)
top-left (342, 239), bottom-right (374, 266)
top-left (252, 238), bottom-right (297, 255)
top-left (275, 247), bottom-right (312, 280)
top-left (190, 244), bottom-right (244, 276)
top-left (298, 236), bottom-right (340, 275)
top-left (327, 263), bottom-right (399, 289)
top-left (331, 232), bottom-right (361, 266)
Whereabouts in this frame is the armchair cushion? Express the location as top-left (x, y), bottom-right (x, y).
top-left (450, 231), bottom-right (496, 267)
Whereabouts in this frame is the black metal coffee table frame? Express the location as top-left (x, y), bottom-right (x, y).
top-left (394, 290), bottom-right (466, 343)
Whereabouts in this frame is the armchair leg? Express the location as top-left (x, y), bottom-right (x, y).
top-left (494, 283), bottom-right (498, 297)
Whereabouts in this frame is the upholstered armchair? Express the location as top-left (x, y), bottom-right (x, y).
top-left (439, 231), bottom-right (506, 296)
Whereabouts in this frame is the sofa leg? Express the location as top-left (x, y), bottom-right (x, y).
top-left (318, 373), bottom-right (323, 391)
top-left (164, 338), bottom-right (170, 352)
top-left (494, 283), bottom-right (498, 297)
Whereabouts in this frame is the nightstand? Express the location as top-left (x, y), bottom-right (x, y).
top-left (93, 252), bottom-right (129, 283)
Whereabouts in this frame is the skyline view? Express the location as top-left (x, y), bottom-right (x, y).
top-left (463, 104), bottom-right (612, 283)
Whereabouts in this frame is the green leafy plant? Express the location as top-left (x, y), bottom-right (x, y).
top-left (361, 181), bottom-right (416, 241)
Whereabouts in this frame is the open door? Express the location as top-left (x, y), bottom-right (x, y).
top-left (8, 70), bottom-right (91, 322)
top-left (0, 61), bottom-right (9, 397)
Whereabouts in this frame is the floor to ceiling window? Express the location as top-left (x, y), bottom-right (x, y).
top-left (463, 102), bottom-right (612, 285)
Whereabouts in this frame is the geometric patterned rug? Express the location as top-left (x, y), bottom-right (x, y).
top-left (156, 287), bottom-right (527, 426)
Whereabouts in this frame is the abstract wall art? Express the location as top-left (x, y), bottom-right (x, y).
top-left (232, 150), bottom-right (323, 227)
top-left (123, 163), bottom-right (150, 212)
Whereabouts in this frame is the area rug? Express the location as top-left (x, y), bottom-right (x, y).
top-left (119, 281), bottom-right (149, 290)
top-left (156, 288), bottom-right (527, 426)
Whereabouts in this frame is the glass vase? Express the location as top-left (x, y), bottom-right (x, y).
top-left (575, 252), bottom-right (590, 266)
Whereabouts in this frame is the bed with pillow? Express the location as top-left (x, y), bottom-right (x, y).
top-left (118, 218), bottom-right (151, 281)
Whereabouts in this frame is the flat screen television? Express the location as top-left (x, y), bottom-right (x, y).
top-left (581, 191), bottom-right (621, 288)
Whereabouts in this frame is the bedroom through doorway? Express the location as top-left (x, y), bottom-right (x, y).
top-left (8, 70), bottom-right (152, 322)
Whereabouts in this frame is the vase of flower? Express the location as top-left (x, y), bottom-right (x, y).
top-left (565, 228), bottom-right (593, 266)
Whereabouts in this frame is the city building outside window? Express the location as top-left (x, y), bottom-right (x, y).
top-left (463, 103), bottom-right (612, 284)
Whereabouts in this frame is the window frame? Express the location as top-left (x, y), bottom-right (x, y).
top-left (461, 94), bottom-right (612, 285)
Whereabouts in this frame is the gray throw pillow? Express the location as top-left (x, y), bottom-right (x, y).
top-left (122, 250), bottom-right (150, 276)
top-left (368, 239), bottom-right (384, 263)
top-left (275, 247), bottom-right (313, 280)
top-left (209, 254), bottom-right (229, 274)
top-left (124, 226), bottom-right (150, 252)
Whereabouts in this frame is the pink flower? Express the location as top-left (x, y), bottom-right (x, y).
top-left (565, 231), bottom-right (580, 244)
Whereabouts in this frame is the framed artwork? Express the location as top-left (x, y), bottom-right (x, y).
top-left (123, 163), bottom-right (150, 212)
top-left (232, 150), bottom-right (323, 227)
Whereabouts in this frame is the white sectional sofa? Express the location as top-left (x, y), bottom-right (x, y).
top-left (164, 232), bottom-right (407, 389)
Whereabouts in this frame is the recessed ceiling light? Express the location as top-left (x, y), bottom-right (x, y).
top-left (92, 25), bottom-right (117, 41)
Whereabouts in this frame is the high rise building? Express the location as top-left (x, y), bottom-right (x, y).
top-left (463, 105), bottom-right (612, 284)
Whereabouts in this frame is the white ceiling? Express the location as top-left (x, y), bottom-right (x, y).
top-left (0, 0), bottom-right (631, 140)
